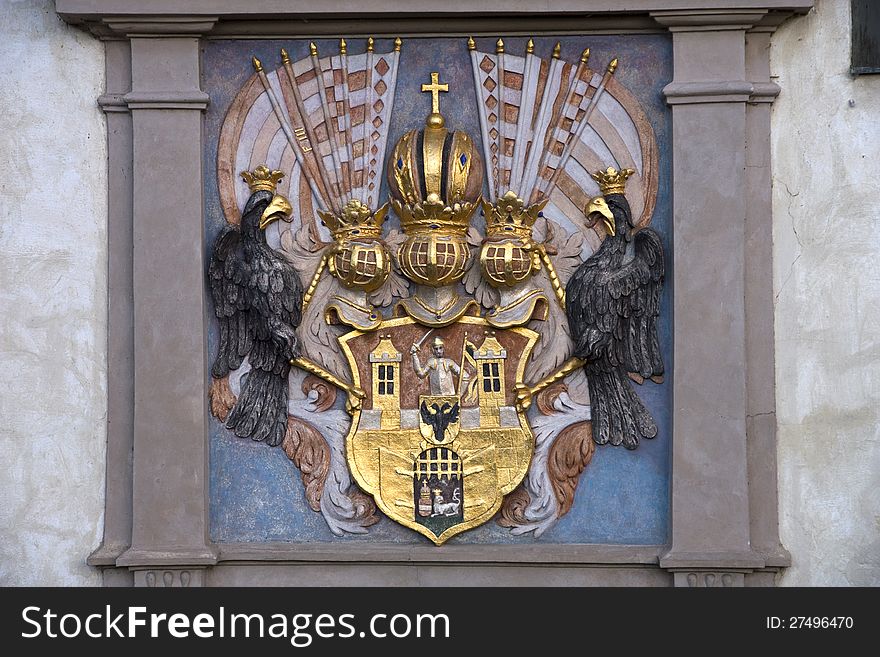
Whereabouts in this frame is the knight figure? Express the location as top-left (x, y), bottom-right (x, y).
top-left (411, 336), bottom-right (469, 396)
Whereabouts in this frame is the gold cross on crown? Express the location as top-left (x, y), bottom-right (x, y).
top-left (421, 72), bottom-right (448, 115)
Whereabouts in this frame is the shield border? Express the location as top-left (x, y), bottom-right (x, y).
top-left (339, 315), bottom-right (539, 544)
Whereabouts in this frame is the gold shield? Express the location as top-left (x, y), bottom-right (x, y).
top-left (339, 316), bottom-right (538, 544)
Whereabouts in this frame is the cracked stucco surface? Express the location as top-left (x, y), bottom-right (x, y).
top-left (771, 0), bottom-right (880, 585)
top-left (0, 0), bottom-right (107, 585)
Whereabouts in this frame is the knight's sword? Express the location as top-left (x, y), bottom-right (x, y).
top-left (413, 328), bottom-right (435, 351)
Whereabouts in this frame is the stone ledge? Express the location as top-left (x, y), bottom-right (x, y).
top-left (217, 542), bottom-right (666, 565)
top-left (660, 549), bottom-right (766, 569)
top-left (663, 80), bottom-right (755, 104)
top-left (117, 546), bottom-right (219, 567)
top-left (98, 93), bottom-right (129, 112)
top-left (56, 0), bottom-right (815, 20)
top-left (123, 91), bottom-right (210, 110)
top-left (87, 541), bottom-right (130, 566)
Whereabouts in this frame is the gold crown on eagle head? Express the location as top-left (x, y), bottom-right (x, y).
top-left (240, 165), bottom-right (292, 229)
top-left (241, 165), bottom-right (285, 193)
top-left (591, 166), bottom-right (635, 196)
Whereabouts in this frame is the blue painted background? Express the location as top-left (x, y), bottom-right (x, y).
top-left (203, 34), bottom-right (673, 546)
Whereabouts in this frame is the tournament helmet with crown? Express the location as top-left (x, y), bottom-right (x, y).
top-left (318, 199), bottom-right (392, 293)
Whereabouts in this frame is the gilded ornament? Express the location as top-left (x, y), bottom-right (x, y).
top-left (388, 72), bottom-right (483, 324)
top-left (340, 316), bottom-right (539, 544)
top-left (317, 200), bottom-right (392, 293)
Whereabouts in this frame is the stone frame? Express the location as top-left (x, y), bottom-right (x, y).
top-left (56, 0), bottom-right (813, 587)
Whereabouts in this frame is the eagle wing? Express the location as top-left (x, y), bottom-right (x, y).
top-left (568, 227), bottom-right (664, 377)
top-left (247, 241), bottom-right (303, 375)
top-left (617, 228), bottom-right (664, 378)
top-left (209, 227), bottom-right (253, 378)
top-left (420, 400), bottom-right (436, 426)
top-left (593, 228), bottom-right (664, 378)
top-left (209, 210), bottom-right (304, 446)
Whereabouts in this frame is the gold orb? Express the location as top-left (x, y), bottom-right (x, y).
top-left (398, 234), bottom-right (470, 287)
top-left (329, 239), bottom-right (391, 292)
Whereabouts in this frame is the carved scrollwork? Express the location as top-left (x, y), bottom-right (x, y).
top-left (280, 396), bottom-right (380, 529)
top-left (536, 382), bottom-right (567, 415)
top-left (281, 416), bottom-right (331, 513)
top-left (346, 490), bottom-right (381, 529)
top-left (497, 486), bottom-right (532, 529)
top-left (548, 420), bottom-right (595, 517)
top-left (300, 374), bottom-right (336, 413)
top-left (498, 383), bottom-right (595, 531)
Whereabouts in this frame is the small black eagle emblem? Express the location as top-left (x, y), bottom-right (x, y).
top-left (419, 401), bottom-right (460, 443)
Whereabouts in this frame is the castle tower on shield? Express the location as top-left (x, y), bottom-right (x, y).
top-left (473, 331), bottom-right (507, 428)
top-left (369, 334), bottom-right (402, 430)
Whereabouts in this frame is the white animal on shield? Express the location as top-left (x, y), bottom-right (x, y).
top-left (431, 487), bottom-right (462, 517)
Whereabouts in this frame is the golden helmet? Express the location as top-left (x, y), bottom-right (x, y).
top-left (478, 192), bottom-right (546, 288)
top-left (319, 200), bottom-right (391, 293)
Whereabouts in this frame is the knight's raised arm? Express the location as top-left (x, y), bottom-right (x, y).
top-left (411, 349), bottom-right (428, 378)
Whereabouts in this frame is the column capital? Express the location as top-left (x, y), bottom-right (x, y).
top-left (102, 16), bottom-right (218, 37)
top-left (651, 9), bottom-right (767, 31)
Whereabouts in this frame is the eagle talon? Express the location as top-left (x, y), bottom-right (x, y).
top-left (514, 383), bottom-right (532, 412)
top-left (346, 387), bottom-right (367, 414)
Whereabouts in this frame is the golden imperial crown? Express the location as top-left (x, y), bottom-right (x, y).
top-left (591, 166), bottom-right (635, 196)
top-left (387, 73), bottom-right (483, 288)
top-left (318, 199), bottom-right (389, 242)
top-left (387, 111), bottom-right (483, 236)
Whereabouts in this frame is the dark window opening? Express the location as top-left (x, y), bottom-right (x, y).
top-left (852, 1), bottom-right (880, 75)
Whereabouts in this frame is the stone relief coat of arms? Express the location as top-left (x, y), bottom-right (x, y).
top-left (208, 37), bottom-right (664, 544)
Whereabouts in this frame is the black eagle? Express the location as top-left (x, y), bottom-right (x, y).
top-left (209, 173), bottom-right (302, 447)
top-left (419, 401), bottom-right (461, 443)
top-left (565, 181), bottom-right (664, 449)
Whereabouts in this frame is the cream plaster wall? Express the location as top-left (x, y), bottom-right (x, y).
top-left (0, 0), bottom-right (107, 585)
top-left (772, 0), bottom-right (880, 585)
